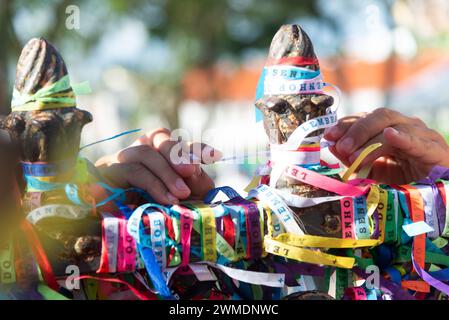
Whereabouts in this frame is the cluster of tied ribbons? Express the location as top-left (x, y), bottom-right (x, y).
top-left (94, 56), bottom-right (449, 300)
top-left (3, 70), bottom-right (449, 301)
top-left (76, 160), bottom-right (449, 300)
top-left (89, 151), bottom-right (449, 300)
top-left (7, 157), bottom-right (449, 300)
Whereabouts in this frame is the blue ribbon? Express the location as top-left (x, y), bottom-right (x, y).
top-left (384, 267), bottom-right (402, 284)
top-left (125, 202), bottom-right (175, 300)
top-left (254, 68), bottom-right (267, 122)
top-left (24, 175), bottom-right (65, 192)
top-left (204, 186), bottom-right (241, 204)
top-left (365, 288), bottom-right (379, 300)
top-left (254, 66), bottom-right (323, 122)
top-left (429, 267), bottom-right (449, 281)
top-left (21, 161), bottom-right (74, 177)
top-left (264, 66), bottom-right (321, 81)
top-left (138, 245), bottom-right (175, 299)
top-left (79, 128), bottom-right (141, 151)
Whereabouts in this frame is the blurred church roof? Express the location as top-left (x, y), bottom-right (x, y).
top-left (182, 49), bottom-right (449, 103)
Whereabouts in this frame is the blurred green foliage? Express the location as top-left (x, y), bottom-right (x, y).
top-left (0, 0), bottom-right (321, 124)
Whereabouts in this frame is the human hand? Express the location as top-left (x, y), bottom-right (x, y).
top-left (95, 128), bottom-right (222, 205)
top-left (324, 108), bottom-right (449, 184)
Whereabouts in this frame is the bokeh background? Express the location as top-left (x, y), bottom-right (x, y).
top-left (1, 0), bottom-right (449, 193)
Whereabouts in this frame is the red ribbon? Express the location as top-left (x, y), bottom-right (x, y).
top-left (20, 219), bottom-right (60, 292)
top-left (74, 275), bottom-right (156, 300)
top-left (398, 185), bottom-right (430, 292)
top-left (222, 214), bottom-right (235, 249)
top-left (265, 56), bottom-right (319, 67)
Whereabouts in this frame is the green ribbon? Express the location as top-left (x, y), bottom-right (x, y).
top-left (346, 249), bottom-right (375, 270)
top-left (11, 75), bottom-right (91, 111)
top-left (335, 268), bottom-right (349, 299)
top-left (384, 191), bottom-right (396, 244)
top-left (37, 283), bottom-right (70, 300)
top-left (395, 245), bottom-right (449, 267)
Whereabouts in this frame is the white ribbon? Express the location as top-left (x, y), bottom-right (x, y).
top-left (26, 204), bottom-right (89, 225)
top-left (276, 189), bottom-right (345, 208)
top-left (249, 184), bottom-right (304, 235)
top-left (101, 212), bottom-right (119, 273)
top-left (165, 262), bottom-right (286, 288)
top-left (415, 185), bottom-right (439, 239)
top-left (270, 145), bottom-right (320, 166)
top-left (268, 110), bottom-right (338, 187)
top-left (264, 75), bottom-right (324, 96)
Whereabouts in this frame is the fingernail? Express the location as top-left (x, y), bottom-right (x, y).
top-left (166, 192), bottom-right (179, 204)
top-left (175, 178), bottom-right (189, 191)
top-left (339, 137), bottom-right (354, 154)
top-left (211, 149), bottom-right (223, 160)
top-left (388, 127), bottom-right (400, 135)
top-left (202, 146), bottom-right (221, 163)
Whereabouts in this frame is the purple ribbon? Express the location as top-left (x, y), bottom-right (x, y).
top-left (427, 165), bottom-right (449, 181)
top-left (228, 198), bottom-right (263, 260)
top-left (271, 261), bottom-right (325, 286)
top-left (352, 267), bottom-right (415, 300)
top-left (411, 166), bottom-right (449, 295)
top-left (215, 216), bottom-right (224, 236)
top-left (371, 209), bottom-right (380, 239)
top-left (245, 201), bottom-right (263, 260)
top-left (431, 184), bottom-right (445, 237)
top-left (411, 245), bottom-right (449, 296)
top-left (417, 165), bottom-right (449, 237)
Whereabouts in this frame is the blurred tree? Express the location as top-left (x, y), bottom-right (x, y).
top-left (0, 0), bottom-right (21, 116)
top-left (0, 0), bottom-right (88, 115)
top-left (0, 0), bottom-right (321, 126)
top-left (111, 0), bottom-right (321, 128)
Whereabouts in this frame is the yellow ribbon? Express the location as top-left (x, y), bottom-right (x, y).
top-left (244, 175), bottom-right (261, 193)
top-left (377, 188), bottom-right (388, 243)
top-left (264, 237), bottom-right (355, 269)
top-left (264, 209), bottom-right (357, 269)
top-left (0, 238), bottom-right (16, 284)
top-left (197, 204), bottom-right (217, 262)
top-left (271, 233), bottom-right (380, 249)
top-left (342, 143), bottom-right (382, 182)
top-left (366, 185), bottom-right (380, 235)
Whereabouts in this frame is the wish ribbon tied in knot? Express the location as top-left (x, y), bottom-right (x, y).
top-left (268, 109), bottom-right (338, 187)
top-left (262, 65), bottom-right (324, 96)
top-left (11, 74), bottom-right (91, 112)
